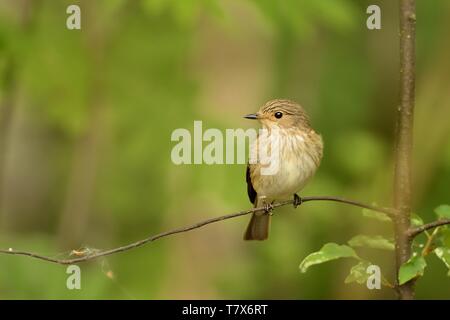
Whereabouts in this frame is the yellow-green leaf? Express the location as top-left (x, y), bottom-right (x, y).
top-left (345, 261), bottom-right (371, 284)
top-left (398, 253), bottom-right (427, 285)
top-left (434, 247), bottom-right (450, 276)
top-left (435, 205), bottom-right (450, 219)
top-left (345, 261), bottom-right (393, 287)
top-left (348, 235), bottom-right (394, 251)
top-left (299, 243), bottom-right (360, 273)
top-left (362, 208), bottom-right (391, 222)
top-left (438, 228), bottom-right (450, 247)
top-left (411, 213), bottom-right (424, 227)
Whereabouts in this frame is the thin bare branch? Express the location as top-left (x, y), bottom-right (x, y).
top-left (0, 195), bottom-right (395, 265)
top-left (408, 219), bottom-right (450, 239)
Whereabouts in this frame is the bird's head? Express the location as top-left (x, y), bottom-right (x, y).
top-left (244, 99), bottom-right (311, 130)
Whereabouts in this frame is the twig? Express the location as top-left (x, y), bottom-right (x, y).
top-left (408, 219), bottom-right (450, 239)
top-left (0, 196), bottom-right (395, 265)
top-left (421, 226), bottom-right (440, 256)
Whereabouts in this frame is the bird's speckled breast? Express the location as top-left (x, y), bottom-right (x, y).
top-left (249, 128), bottom-right (323, 203)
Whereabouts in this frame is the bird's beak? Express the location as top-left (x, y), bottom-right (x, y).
top-left (244, 113), bottom-right (259, 120)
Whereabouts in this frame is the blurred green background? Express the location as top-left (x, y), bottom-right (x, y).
top-left (0, 0), bottom-right (449, 299)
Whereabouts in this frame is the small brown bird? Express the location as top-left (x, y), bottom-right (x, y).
top-left (244, 99), bottom-right (323, 240)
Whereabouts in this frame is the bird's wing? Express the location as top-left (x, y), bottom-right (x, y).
top-left (246, 164), bottom-right (257, 205)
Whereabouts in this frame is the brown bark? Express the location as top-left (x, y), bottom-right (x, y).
top-left (393, 0), bottom-right (416, 300)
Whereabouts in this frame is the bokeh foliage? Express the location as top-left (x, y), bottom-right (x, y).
top-left (0, 0), bottom-right (449, 299)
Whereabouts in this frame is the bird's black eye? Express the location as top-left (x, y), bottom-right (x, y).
top-left (274, 111), bottom-right (283, 119)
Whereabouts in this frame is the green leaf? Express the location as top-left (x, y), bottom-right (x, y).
top-left (411, 213), bottom-right (424, 227)
top-left (435, 205), bottom-right (450, 219)
top-left (437, 227), bottom-right (450, 247)
top-left (348, 235), bottom-right (395, 251)
top-left (398, 253), bottom-right (427, 285)
top-left (299, 243), bottom-right (360, 273)
top-left (434, 247), bottom-right (450, 276)
top-left (345, 261), bottom-right (392, 287)
top-left (345, 261), bottom-right (371, 284)
top-left (362, 208), bottom-right (391, 222)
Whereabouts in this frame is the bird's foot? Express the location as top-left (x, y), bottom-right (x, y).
top-left (263, 202), bottom-right (274, 215)
top-left (293, 194), bottom-right (302, 208)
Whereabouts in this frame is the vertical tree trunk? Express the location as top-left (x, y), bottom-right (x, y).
top-left (57, 1), bottom-right (109, 248)
top-left (393, 0), bottom-right (416, 300)
top-left (0, 61), bottom-right (17, 216)
top-left (0, 0), bottom-right (36, 228)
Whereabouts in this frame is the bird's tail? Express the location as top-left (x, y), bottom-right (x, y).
top-left (244, 203), bottom-right (271, 241)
